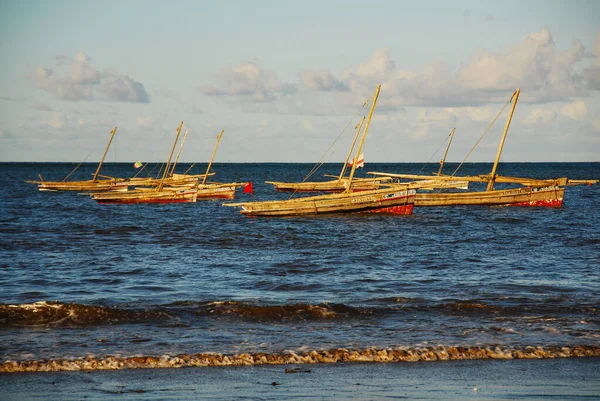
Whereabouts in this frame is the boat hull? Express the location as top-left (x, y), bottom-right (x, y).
top-left (36, 180), bottom-right (129, 192)
top-left (415, 185), bottom-right (565, 207)
top-left (197, 186), bottom-right (237, 200)
top-left (266, 178), bottom-right (390, 193)
top-left (91, 189), bottom-right (198, 204)
top-left (226, 188), bottom-right (416, 217)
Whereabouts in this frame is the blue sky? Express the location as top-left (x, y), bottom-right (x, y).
top-left (1, 0), bottom-right (598, 163)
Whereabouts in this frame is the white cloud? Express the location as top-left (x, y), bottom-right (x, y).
top-left (299, 69), bottom-right (348, 92)
top-left (523, 108), bottom-right (557, 125)
top-left (40, 112), bottom-right (85, 132)
top-left (460, 29), bottom-right (586, 102)
top-left (523, 99), bottom-right (588, 125)
top-left (200, 60), bottom-right (296, 102)
top-left (356, 48), bottom-right (397, 81)
top-left (583, 32), bottom-right (600, 90)
top-left (101, 69), bottom-right (150, 103)
top-left (33, 53), bottom-right (150, 103)
top-left (560, 100), bottom-right (587, 120)
top-left (199, 29), bottom-right (599, 114)
top-left (309, 29), bottom-right (596, 108)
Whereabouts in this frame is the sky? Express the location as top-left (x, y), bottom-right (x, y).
top-left (0, 0), bottom-right (599, 163)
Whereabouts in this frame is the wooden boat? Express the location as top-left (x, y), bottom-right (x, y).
top-left (370, 88), bottom-right (569, 207)
top-left (224, 186), bottom-right (416, 217)
top-left (190, 129), bottom-right (249, 200)
top-left (91, 125), bottom-right (249, 204)
top-left (356, 128), bottom-right (468, 192)
top-left (91, 187), bottom-right (198, 204)
top-left (126, 129), bottom-right (215, 188)
top-left (26, 127), bottom-right (129, 192)
top-left (414, 181), bottom-right (566, 207)
top-left (265, 116), bottom-right (391, 193)
top-left (265, 176), bottom-right (391, 193)
top-left (225, 85), bottom-right (416, 217)
top-left (90, 122), bottom-right (199, 204)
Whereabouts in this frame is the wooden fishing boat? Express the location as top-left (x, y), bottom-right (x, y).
top-left (91, 125), bottom-right (250, 204)
top-left (125, 172), bottom-right (214, 188)
top-left (370, 88), bottom-right (569, 207)
top-left (91, 187), bottom-right (198, 204)
top-left (189, 129), bottom-right (250, 200)
top-left (127, 129), bottom-right (215, 188)
top-left (413, 181), bottom-right (566, 207)
top-left (225, 85), bottom-right (416, 216)
top-left (26, 127), bottom-right (129, 192)
top-left (34, 178), bottom-right (128, 192)
top-left (265, 116), bottom-right (391, 193)
top-left (90, 122), bottom-right (199, 204)
top-left (225, 186), bottom-right (416, 217)
top-left (266, 176), bottom-right (392, 193)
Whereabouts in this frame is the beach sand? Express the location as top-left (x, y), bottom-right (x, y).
top-left (1, 357), bottom-right (598, 400)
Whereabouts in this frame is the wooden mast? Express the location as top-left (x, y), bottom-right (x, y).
top-left (169, 129), bottom-right (189, 177)
top-left (158, 121), bottom-right (183, 191)
top-left (92, 127), bottom-right (117, 182)
top-left (201, 130), bottom-right (224, 186)
top-left (346, 84), bottom-right (381, 192)
top-left (487, 88), bottom-right (520, 191)
top-left (437, 127), bottom-right (455, 176)
top-left (338, 116), bottom-right (366, 181)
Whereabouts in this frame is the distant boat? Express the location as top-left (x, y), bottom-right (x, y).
top-left (225, 85), bottom-right (417, 216)
top-left (90, 124), bottom-right (248, 204)
top-left (90, 122), bottom-right (198, 204)
top-left (265, 116), bottom-right (392, 193)
top-left (26, 127), bottom-right (129, 192)
top-left (126, 128), bottom-right (215, 189)
top-left (370, 88), bottom-right (573, 207)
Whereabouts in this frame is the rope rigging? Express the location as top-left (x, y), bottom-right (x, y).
top-left (288, 95), bottom-right (372, 199)
top-left (429, 96), bottom-right (512, 192)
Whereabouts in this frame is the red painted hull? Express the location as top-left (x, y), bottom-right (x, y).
top-left (509, 199), bottom-right (563, 207)
top-left (361, 204), bottom-right (414, 215)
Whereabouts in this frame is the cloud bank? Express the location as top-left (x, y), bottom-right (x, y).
top-left (199, 60), bottom-right (296, 102)
top-left (200, 29), bottom-right (599, 109)
top-left (34, 52), bottom-right (150, 103)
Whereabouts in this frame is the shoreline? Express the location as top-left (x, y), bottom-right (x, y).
top-left (1, 357), bottom-right (599, 401)
top-left (3, 344), bottom-right (599, 373)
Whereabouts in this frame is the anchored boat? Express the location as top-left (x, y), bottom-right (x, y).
top-left (225, 85), bottom-right (416, 217)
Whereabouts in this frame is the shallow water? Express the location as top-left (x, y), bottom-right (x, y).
top-left (2, 358), bottom-right (599, 400)
top-left (1, 162), bottom-right (599, 364)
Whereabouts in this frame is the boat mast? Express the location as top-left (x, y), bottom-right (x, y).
top-left (487, 88), bottom-right (520, 191)
top-left (158, 121), bottom-right (183, 191)
top-left (169, 129), bottom-right (189, 177)
top-left (346, 84), bottom-right (381, 192)
top-left (338, 116), bottom-right (366, 181)
top-left (201, 129), bottom-right (224, 186)
top-left (437, 127), bottom-right (455, 176)
top-left (92, 127), bottom-right (117, 182)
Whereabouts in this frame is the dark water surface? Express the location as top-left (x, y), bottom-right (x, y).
top-left (1, 162), bottom-right (598, 363)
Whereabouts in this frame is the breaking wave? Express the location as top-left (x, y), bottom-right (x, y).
top-left (2, 344), bottom-right (599, 373)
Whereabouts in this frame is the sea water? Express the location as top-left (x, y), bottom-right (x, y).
top-left (0, 162), bottom-right (598, 369)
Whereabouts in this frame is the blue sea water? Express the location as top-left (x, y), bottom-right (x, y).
top-left (0, 162), bottom-right (598, 363)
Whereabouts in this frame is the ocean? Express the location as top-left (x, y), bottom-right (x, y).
top-left (1, 161), bottom-right (599, 372)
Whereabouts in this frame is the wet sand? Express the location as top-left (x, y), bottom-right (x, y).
top-left (2, 357), bottom-right (599, 400)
